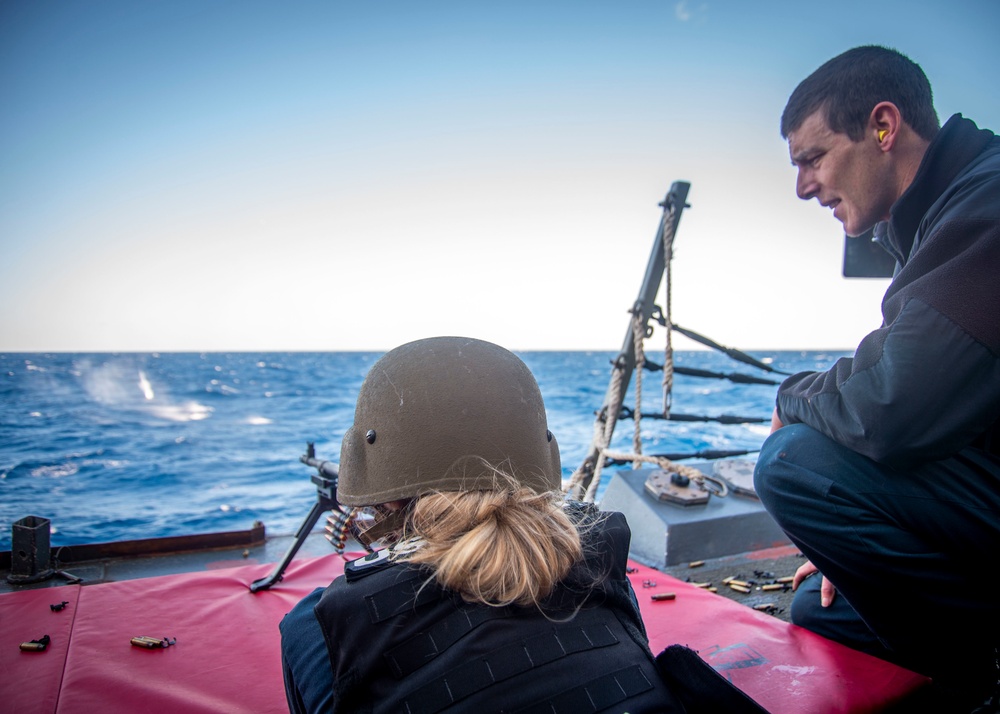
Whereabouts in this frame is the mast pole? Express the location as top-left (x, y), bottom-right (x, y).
top-left (568, 181), bottom-right (690, 500)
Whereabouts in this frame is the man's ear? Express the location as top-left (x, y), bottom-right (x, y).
top-left (870, 102), bottom-right (902, 149)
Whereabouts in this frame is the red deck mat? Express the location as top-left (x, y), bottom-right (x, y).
top-left (0, 584), bottom-right (81, 712)
top-left (627, 562), bottom-right (928, 712)
top-left (1, 554), bottom-right (926, 713)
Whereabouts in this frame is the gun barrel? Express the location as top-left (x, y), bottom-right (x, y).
top-left (300, 455), bottom-right (339, 480)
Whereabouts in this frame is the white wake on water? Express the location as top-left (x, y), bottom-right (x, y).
top-left (80, 359), bottom-right (213, 423)
top-left (138, 370), bottom-right (155, 400)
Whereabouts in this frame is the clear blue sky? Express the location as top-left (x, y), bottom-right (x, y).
top-left (2, 0), bottom-right (998, 352)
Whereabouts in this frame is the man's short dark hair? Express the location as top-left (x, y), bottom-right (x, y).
top-left (781, 45), bottom-right (939, 142)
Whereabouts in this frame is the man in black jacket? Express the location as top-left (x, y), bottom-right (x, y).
top-left (754, 45), bottom-right (1000, 710)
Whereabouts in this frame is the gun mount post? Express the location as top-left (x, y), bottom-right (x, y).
top-left (249, 443), bottom-right (339, 593)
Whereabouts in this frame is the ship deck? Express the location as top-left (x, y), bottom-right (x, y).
top-left (2, 524), bottom-right (931, 713)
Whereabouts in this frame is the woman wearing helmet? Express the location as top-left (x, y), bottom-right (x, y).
top-left (279, 337), bottom-right (756, 713)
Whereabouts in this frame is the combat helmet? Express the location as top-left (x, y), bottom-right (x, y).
top-left (337, 336), bottom-right (561, 506)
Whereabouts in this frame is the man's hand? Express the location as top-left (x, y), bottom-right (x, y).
top-left (792, 559), bottom-right (837, 607)
top-left (770, 407), bottom-right (784, 433)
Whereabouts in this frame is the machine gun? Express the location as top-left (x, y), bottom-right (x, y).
top-left (249, 443), bottom-right (357, 592)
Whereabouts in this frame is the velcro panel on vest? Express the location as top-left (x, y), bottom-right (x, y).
top-left (365, 571), bottom-right (441, 623)
top-left (385, 605), bottom-right (513, 678)
top-left (512, 665), bottom-right (653, 714)
top-left (402, 623), bottom-right (620, 714)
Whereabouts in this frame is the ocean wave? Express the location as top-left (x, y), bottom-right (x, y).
top-left (144, 402), bottom-right (213, 422)
top-left (73, 358), bottom-right (215, 423)
top-left (1, 350), bottom-right (845, 549)
top-left (31, 462), bottom-right (79, 479)
top-left (256, 361), bottom-right (286, 370)
top-left (205, 380), bottom-right (240, 396)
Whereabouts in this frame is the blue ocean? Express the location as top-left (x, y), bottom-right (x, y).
top-left (0, 350), bottom-right (846, 550)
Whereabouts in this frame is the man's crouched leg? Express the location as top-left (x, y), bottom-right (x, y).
top-left (754, 424), bottom-right (1000, 710)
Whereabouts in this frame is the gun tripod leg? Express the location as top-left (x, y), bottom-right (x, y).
top-left (249, 495), bottom-right (333, 593)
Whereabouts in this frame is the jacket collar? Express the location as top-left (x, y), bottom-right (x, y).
top-left (883, 114), bottom-right (995, 262)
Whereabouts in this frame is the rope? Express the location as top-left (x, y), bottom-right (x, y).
top-left (581, 360), bottom-right (626, 502)
top-left (631, 311), bottom-right (645, 461)
top-left (601, 450), bottom-right (729, 497)
top-left (565, 353), bottom-right (627, 502)
top-left (661, 204), bottom-right (676, 417)
top-left (568, 200), bottom-right (719, 504)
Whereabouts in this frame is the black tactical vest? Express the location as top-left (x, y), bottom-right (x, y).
top-left (312, 510), bottom-right (684, 713)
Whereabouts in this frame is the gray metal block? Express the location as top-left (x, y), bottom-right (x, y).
top-left (598, 466), bottom-right (790, 567)
top-left (7, 515), bottom-right (55, 584)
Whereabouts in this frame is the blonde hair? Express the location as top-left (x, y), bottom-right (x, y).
top-left (399, 469), bottom-right (583, 608)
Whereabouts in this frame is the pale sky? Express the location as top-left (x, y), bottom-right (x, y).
top-left (2, 1), bottom-right (998, 352)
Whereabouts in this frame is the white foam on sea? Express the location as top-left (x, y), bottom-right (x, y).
top-left (138, 370), bottom-right (155, 400)
top-left (31, 463), bottom-right (79, 479)
top-left (147, 402), bottom-right (213, 422)
top-left (76, 358), bottom-right (214, 422)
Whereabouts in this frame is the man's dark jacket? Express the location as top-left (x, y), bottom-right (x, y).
top-left (776, 114), bottom-right (1000, 468)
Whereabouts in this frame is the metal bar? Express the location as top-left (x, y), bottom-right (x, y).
top-left (1, 522), bottom-right (267, 570)
top-left (573, 181), bottom-right (690, 497)
top-left (669, 324), bottom-right (789, 375)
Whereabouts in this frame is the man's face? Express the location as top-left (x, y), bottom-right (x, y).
top-left (788, 110), bottom-right (892, 237)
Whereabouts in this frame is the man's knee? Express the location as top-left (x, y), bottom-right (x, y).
top-left (789, 574), bottom-right (828, 632)
top-left (753, 424), bottom-right (831, 507)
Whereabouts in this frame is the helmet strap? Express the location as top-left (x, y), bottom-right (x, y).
top-left (352, 507), bottom-right (409, 552)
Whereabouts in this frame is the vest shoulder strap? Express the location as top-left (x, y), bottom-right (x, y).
top-left (345, 548), bottom-right (395, 581)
